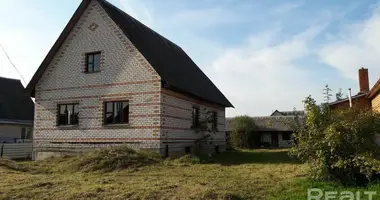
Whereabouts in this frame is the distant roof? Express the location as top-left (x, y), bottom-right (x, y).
top-left (26, 0), bottom-right (233, 108)
top-left (226, 116), bottom-right (302, 132)
top-left (0, 77), bottom-right (34, 123)
top-left (270, 110), bottom-right (305, 116)
top-left (329, 93), bottom-right (367, 106)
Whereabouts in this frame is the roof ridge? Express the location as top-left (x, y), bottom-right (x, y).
top-left (27, 0), bottom-right (233, 107)
top-left (99, 0), bottom-right (182, 51)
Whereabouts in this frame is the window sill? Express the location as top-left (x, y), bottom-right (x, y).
top-left (83, 71), bottom-right (101, 74)
top-left (103, 124), bottom-right (130, 129)
top-left (57, 125), bottom-right (79, 130)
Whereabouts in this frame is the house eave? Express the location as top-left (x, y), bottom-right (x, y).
top-left (0, 119), bottom-right (33, 126)
top-left (26, 0), bottom-right (92, 97)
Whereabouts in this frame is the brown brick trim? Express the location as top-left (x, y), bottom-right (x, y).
top-left (38, 80), bottom-right (160, 92)
top-left (38, 91), bottom-right (159, 102)
top-left (35, 137), bottom-right (214, 142)
top-left (34, 125), bottom-right (191, 131)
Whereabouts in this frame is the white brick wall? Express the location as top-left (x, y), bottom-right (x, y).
top-left (33, 0), bottom-right (226, 158)
top-left (34, 0), bottom-right (161, 156)
top-left (161, 89), bottom-right (226, 155)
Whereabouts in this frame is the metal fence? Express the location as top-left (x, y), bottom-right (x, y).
top-left (0, 143), bottom-right (33, 160)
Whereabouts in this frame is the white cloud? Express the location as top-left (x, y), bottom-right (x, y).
top-left (118, 0), bottom-right (153, 27)
top-left (171, 7), bottom-right (246, 28)
top-left (209, 25), bottom-right (326, 116)
top-left (319, 5), bottom-right (380, 85)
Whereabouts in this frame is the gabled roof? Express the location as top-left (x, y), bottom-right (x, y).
top-left (26, 0), bottom-right (233, 107)
top-left (252, 116), bottom-right (300, 131)
top-left (225, 116), bottom-right (303, 132)
top-left (329, 92), bottom-right (368, 106)
top-left (0, 77), bottom-right (34, 123)
top-left (270, 110), bottom-right (305, 116)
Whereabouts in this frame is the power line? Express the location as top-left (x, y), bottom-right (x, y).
top-left (0, 43), bottom-right (27, 85)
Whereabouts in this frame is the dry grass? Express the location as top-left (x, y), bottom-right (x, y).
top-left (1, 148), bottom-right (378, 200)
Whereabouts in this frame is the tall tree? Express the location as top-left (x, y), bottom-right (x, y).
top-left (335, 88), bottom-right (343, 100)
top-left (323, 84), bottom-right (332, 103)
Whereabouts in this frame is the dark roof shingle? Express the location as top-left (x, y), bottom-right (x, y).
top-left (0, 77), bottom-right (34, 122)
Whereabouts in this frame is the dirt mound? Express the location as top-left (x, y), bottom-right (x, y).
top-left (67, 146), bottom-right (162, 172)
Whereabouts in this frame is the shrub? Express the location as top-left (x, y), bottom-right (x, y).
top-left (229, 116), bottom-right (258, 149)
top-left (290, 96), bottom-right (380, 186)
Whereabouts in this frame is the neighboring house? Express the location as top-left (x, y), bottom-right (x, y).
top-left (329, 68), bottom-right (380, 145)
top-left (26, 0), bottom-right (233, 159)
top-left (226, 110), bottom-right (303, 148)
top-left (367, 79), bottom-right (380, 113)
top-left (0, 77), bottom-right (34, 143)
top-left (367, 79), bottom-right (380, 146)
top-left (329, 68), bottom-right (372, 110)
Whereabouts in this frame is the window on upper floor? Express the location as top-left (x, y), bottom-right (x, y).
top-left (58, 103), bottom-right (79, 126)
top-left (104, 101), bottom-right (129, 125)
top-left (192, 107), bottom-right (200, 128)
top-left (85, 52), bottom-right (101, 73)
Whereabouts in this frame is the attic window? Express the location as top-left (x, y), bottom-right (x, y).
top-left (86, 52), bottom-right (101, 73)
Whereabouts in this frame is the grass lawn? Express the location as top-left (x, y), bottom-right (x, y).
top-left (0, 149), bottom-right (379, 200)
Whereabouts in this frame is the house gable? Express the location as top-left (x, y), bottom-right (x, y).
top-left (27, 0), bottom-right (233, 108)
top-left (35, 0), bottom-right (159, 93)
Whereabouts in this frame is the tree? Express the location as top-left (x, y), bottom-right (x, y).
top-left (335, 88), bottom-right (343, 100)
top-left (323, 84), bottom-right (333, 103)
top-left (290, 96), bottom-right (380, 186)
top-left (229, 116), bottom-right (257, 149)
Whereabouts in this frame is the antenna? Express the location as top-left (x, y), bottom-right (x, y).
top-left (0, 43), bottom-right (27, 85)
top-left (348, 88), bottom-right (352, 108)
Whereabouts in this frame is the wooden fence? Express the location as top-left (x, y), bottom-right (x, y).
top-left (0, 143), bottom-right (33, 160)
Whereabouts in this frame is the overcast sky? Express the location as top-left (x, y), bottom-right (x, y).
top-left (0, 0), bottom-right (380, 117)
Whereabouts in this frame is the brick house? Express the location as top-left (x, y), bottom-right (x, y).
top-left (329, 68), bottom-right (372, 110)
top-left (367, 79), bottom-right (380, 113)
top-left (26, 0), bottom-right (233, 159)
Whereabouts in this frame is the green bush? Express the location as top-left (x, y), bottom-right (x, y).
top-left (290, 96), bottom-right (380, 186)
top-left (229, 116), bottom-right (258, 149)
